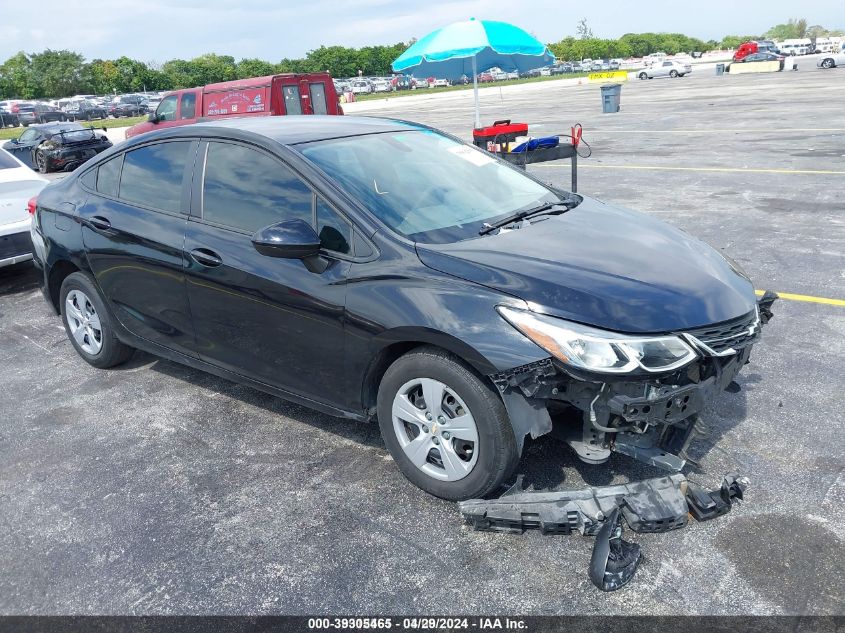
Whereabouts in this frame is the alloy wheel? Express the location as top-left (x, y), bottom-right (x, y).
top-left (391, 377), bottom-right (479, 481)
top-left (65, 290), bottom-right (103, 355)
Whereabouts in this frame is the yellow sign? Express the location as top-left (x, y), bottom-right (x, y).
top-left (588, 71), bottom-right (629, 82)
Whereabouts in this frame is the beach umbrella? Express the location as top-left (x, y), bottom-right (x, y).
top-left (392, 18), bottom-right (555, 128)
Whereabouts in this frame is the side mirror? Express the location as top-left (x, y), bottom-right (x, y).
top-left (10, 138), bottom-right (18, 145)
top-left (252, 219), bottom-right (321, 260)
top-left (147, 113), bottom-right (159, 124)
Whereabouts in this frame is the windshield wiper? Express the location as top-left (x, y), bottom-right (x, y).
top-left (479, 200), bottom-right (574, 235)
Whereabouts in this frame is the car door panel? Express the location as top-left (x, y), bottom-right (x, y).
top-left (183, 222), bottom-right (349, 404)
top-left (182, 139), bottom-right (350, 407)
top-left (79, 140), bottom-right (198, 354)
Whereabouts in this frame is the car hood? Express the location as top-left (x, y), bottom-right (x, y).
top-left (416, 197), bottom-right (756, 333)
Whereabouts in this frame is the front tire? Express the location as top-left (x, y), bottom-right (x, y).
top-left (377, 347), bottom-right (518, 501)
top-left (60, 272), bottom-right (135, 369)
top-left (821, 59), bottom-right (834, 68)
top-left (638, 72), bottom-right (648, 80)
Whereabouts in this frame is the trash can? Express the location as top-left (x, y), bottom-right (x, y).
top-left (600, 83), bottom-right (622, 113)
top-left (715, 63), bottom-right (725, 76)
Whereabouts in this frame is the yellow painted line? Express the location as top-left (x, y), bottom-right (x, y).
top-left (536, 163), bottom-right (845, 176)
top-left (755, 289), bottom-right (845, 307)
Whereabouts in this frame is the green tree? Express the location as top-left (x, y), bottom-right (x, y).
top-left (236, 58), bottom-right (276, 79)
top-left (0, 52), bottom-right (34, 98)
top-left (29, 49), bottom-right (86, 97)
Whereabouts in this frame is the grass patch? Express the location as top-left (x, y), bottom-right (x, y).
top-left (352, 72), bottom-right (593, 102)
top-left (0, 115), bottom-right (146, 141)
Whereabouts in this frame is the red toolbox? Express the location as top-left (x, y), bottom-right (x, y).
top-left (472, 119), bottom-right (528, 150)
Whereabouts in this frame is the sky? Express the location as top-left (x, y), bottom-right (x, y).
top-left (1, 0), bottom-right (843, 64)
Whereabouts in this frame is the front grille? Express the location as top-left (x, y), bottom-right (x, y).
top-left (683, 310), bottom-right (760, 353)
top-left (0, 231), bottom-right (32, 260)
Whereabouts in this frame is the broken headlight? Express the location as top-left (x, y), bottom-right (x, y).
top-left (497, 306), bottom-right (697, 374)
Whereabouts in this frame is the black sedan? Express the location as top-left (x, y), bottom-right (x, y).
top-left (29, 116), bottom-right (772, 501)
top-left (2, 122), bottom-right (112, 173)
top-left (729, 51), bottom-right (786, 71)
top-left (65, 100), bottom-right (108, 121)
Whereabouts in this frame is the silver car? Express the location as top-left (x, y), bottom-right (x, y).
top-left (817, 52), bottom-right (845, 68)
top-left (638, 60), bottom-right (692, 79)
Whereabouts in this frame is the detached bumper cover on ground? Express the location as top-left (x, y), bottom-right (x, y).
top-left (459, 472), bottom-right (748, 591)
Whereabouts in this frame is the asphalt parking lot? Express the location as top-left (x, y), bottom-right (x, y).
top-left (1, 65), bottom-right (843, 615)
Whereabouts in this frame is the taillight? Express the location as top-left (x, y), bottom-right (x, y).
top-left (27, 196), bottom-right (37, 216)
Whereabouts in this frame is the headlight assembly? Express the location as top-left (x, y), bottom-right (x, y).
top-left (497, 306), bottom-right (698, 374)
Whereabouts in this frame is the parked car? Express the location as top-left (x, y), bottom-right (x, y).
top-left (371, 78), bottom-right (392, 92)
top-left (1, 122), bottom-right (112, 173)
top-left (609, 60), bottom-right (621, 70)
top-left (0, 147), bottom-right (48, 268)
top-left (16, 102), bottom-right (67, 126)
top-left (733, 40), bottom-right (779, 62)
top-left (350, 80), bottom-right (373, 94)
top-left (126, 73), bottom-right (342, 139)
top-left (412, 77), bottom-right (430, 88)
top-left (30, 116), bottom-right (772, 501)
top-left (64, 100), bottom-right (108, 121)
top-left (0, 103), bottom-right (19, 128)
top-left (817, 52), bottom-right (845, 68)
top-left (432, 78), bottom-right (450, 87)
top-left (638, 60), bottom-right (692, 79)
top-left (108, 96), bottom-right (148, 118)
top-left (729, 52), bottom-right (785, 71)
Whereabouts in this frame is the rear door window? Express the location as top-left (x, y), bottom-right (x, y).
top-left (282, 85), bottom-right (302, 115)
top-left (201, 141), bottom-right (312, 232)
top-left (309, 83), bottom-right (328, 115)
top-left (119, 141), bottom-right (191, 213)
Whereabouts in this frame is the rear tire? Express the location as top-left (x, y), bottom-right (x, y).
top-left (35, 149), bottom-right (50, 174)
top-left (60, 272), bottom-right (135, 369)
top-left (377, 346), bottom-right (519, 501)
top-left (669, 70), bottom-right (679, 78)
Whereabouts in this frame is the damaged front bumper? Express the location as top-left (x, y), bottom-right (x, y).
top-left (491, 293), bottom-right (778, 471)
top-left (459, 472), bottom-right (748, 591)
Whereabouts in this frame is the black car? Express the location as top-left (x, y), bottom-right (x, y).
top-left (65, 100), bottom-right (108, 121)
top-left (29, 116), bottom-right (772, 501)
top-left (2, 122), bottom-right (112, 173)
top-left (732, 51), bottom-right (786, 70)
top-left (17, 102), bottom-right (67, 126)
top-left (0, 102), bottom-right (20, 128)
top-left (108, 95), bottom-right (148, 117)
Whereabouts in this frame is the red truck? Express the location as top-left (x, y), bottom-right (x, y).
top-left (126, 72), bottom-right (341, 139)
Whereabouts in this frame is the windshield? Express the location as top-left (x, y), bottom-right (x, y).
top-left (298, 130), bottom-right (561, 243)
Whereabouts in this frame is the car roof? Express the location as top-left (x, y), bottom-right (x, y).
top-left (189, 115), bottom-right (428, 146)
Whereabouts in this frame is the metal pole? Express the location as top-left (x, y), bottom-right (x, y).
top-left (472, 55), bottom-right (480, 129)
